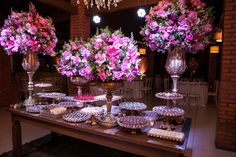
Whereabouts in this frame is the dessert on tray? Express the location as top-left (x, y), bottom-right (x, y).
top-left (74, 95), bottom-right (94, 100)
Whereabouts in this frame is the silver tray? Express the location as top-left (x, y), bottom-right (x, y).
top-left (147, 128), bottom-right (185, 142)
top-left (39, 92), bottom-right (66, 99)
top-left (152, 106), bottom-right (184, 117)
top-left (119, 102), bottom-right (147, 111)
top-left (63, 111), bottom-right (91, 123)
top-left (80, 106), bottom-right (104, 116)
top-left (40, 109), bottom-right (67, 118)
top-left (117, 116), bottom-right (149, 129)
top-left (155, 92), bottom-right (183, 100)
top-left (26, 105), bottom-right (45, 113)
top-left (57, 102), bottom-right (83, 108)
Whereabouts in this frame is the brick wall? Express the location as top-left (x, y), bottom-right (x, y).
top-left (216, 0), bottom-right (236, 151)
top-left (68, 0), bottom-right (91, 95)
top-left (70, 0), bottom-right (90, 40)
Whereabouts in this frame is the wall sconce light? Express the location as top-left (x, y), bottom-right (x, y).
top-left (139, 47), bottom-right (146, 55)
top-left (140, 57), bottom-right (148, 79)
top-left (215, 30), bottom-right (222, 42)
top-left (210, 46), bottom-right (220, 53)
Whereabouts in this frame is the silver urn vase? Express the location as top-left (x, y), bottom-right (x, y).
top-left (165, 47), bottom-right (186, 93)
top-left (22, 51), bottom-right (39, 106)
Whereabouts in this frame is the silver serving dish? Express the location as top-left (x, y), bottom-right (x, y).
top-left (152, 106), bottom-right (184, 117)
top-left (119, 102), bottom-right (147, 111)
top-left (39, 92), bottom-right (66, 99)
top-left (26, 105), bottom-right (45, 113)
top-left (117, 116), bottom-right (149, 130)
top-left (155, 92), bottom-right (183, 100)
top-left (63, 111), bottom-right (91, 123)
top-left (57, 102), bottom-right (83, 108)
top-left (80, 106), bottom-right (104, 116)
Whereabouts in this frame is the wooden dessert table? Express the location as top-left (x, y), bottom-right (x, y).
top-left (10, 108), bottom-right (191, 157)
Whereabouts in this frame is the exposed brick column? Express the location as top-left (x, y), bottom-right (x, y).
top-left (216, 0), bottom-right (236, 151)
top-left (69, 0), bottom-right (90, 95)
top-left (70, 0), bottom-right (90, 40)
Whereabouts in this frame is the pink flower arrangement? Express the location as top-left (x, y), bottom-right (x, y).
top-left (0, 4), bottom-right (57, 55)
top-left (140, 0), bottom-right (214, 53)
top-left (57, 39), bottom-right (93, 80)
top-left (89, 28), bottom-right (141, 82)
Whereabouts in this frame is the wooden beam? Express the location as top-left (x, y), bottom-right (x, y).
top-left (89, 0), bottom-right (159, 15)
top-left (38, 0), bottom-right (78, 15)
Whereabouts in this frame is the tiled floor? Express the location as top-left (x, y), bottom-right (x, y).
top-left (0, 98), bottom-right (235, 157)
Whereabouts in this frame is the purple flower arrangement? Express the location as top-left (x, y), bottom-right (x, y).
top-left (140, 0), bottom-right (214, 53)
top-left (0, 4), bottom-right (57, 55)
top-left (58, 39), bottom-right (93, 80)
top-left (57, 28), bottom-right (140, 82)
top-left (89, 28), bottom-right (141, 82)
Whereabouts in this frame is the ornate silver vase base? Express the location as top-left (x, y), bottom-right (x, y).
top-left (99, 113), bottom-right (117, 127)
top-left (23, 97), bottom-right (36, 106)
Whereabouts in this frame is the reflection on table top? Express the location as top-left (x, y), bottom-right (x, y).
top-left (9, 107), bottom-right (192, 156)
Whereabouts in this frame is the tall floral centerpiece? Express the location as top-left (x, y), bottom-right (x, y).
top-left (0, 4), bottom-right (57, 106)
top-left (89, 28), bottom-right (141, 127)
top-left (57, 39), bottom-right (93, 96)
top-left (141, 0), bottom-right (214, 129)
top-left (141, 0), bottom-right (214, 93)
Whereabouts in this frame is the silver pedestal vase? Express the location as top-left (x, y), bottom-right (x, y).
top-left (70, 77), bottom-right (88, 96)
top-left (165, 47), bottom-right (186, 94)
top-left (98, 81), bottom-right (123, 127)
top-left (22, 51), bottom-right (39, 106)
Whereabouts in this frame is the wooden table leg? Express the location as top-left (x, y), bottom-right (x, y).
top-left (12, 114), bottom-right (22, 157)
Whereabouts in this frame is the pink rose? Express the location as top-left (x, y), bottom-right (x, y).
top-left (99, 72), bottom-right (106, 81)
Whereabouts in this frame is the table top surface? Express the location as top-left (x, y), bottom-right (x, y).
top-left (9, 108), bottom-right (191, 154)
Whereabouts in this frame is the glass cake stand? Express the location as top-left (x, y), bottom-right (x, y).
top-left (153, 92), bottom-right (185, 130)
top-left (119, 102), bottom-right (147, 115)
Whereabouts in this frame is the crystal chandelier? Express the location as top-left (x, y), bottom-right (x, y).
top-left (77, 0), bottom-right (123, 10)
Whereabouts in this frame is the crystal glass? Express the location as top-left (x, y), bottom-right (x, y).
top-left (70, 77), bottom-right (88, 96)
top-left (165, 47), bottom-right (186, 93)
top-left (22, 51), bottom-right (39, 106)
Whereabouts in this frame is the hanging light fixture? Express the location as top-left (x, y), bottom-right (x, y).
top-left (140, 57), bottom-right (148, 79)
top-left (77, 0), bottom-right (123, 10)
top-left (93, 15), bottom-right (101, 24)
top-left (137, 8), bottom-right (146, 18)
